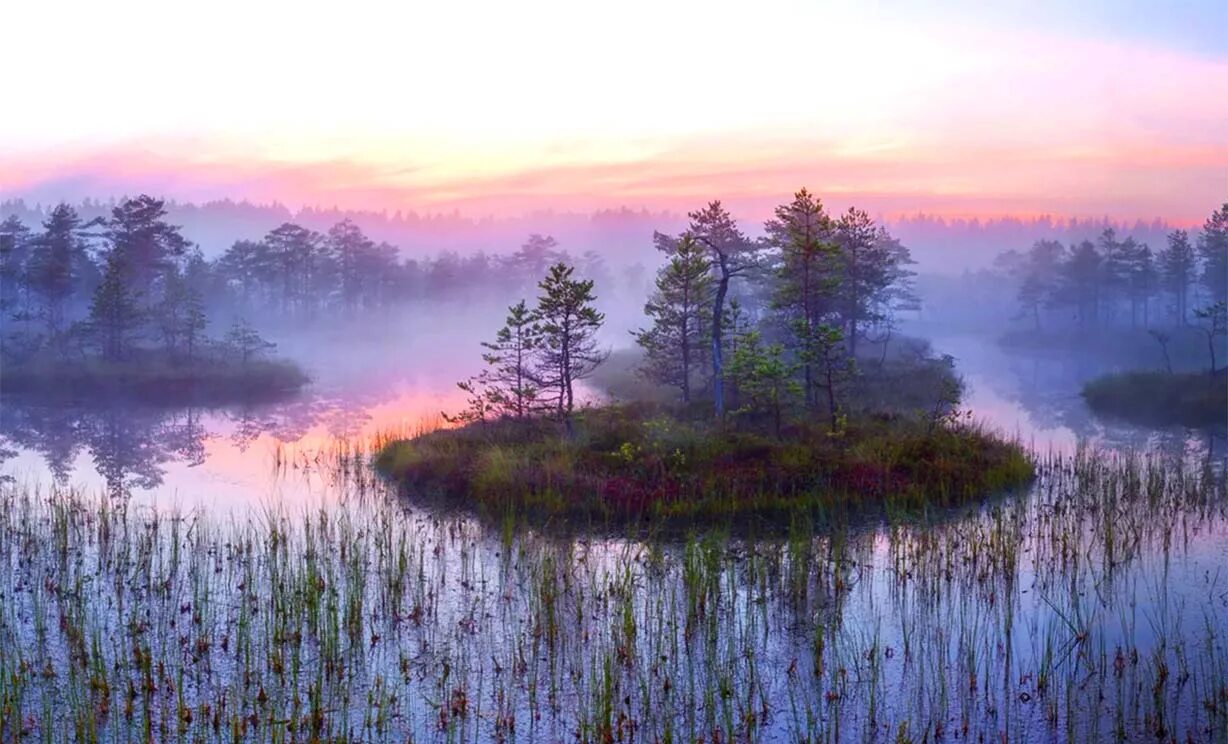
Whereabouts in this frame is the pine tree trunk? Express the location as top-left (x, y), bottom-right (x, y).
top-left (680, 320), bottom-right (690, 404)
top-left (711, 261), bottom-right (730, 419)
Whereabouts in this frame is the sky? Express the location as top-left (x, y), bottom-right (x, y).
top-left (1, 0), bottom-right (1225, 223)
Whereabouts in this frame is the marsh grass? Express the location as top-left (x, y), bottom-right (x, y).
top-left (0, 445), bottom-right (1224, 742)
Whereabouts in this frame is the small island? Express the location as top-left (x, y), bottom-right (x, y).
top-left (1083, 371), bottom-right (1227, 429)
top-left (1081, 302), bottom-right (1227, 429)
top-left (0, 196), bottom-right (308, 405)
top-left (378, 198), bottom-right (1033, 528)
top-left (0, 342), bottom-right (308, 405)
top-left (377, 403), bottom-right (1032, 527)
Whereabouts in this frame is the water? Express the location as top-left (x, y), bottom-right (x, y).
top-left (6, 329), bottom-right (1219, 502)
top-left (1, 330), bottom-right (1226, 742)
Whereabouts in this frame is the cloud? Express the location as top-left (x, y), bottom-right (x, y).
top-left (1, 2), bottom-right (1223, 223)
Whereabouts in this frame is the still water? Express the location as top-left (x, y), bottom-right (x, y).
top-left (0, 330), bottom-right (1225, 742)
top-left (2, 330), bottom-right (1219, 505)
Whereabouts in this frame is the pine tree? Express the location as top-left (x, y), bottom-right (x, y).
top-left (156, 268), bottom-right (208, 361)
top-left (263, 223), bottom-right (325, 313)
top-left (27, 204), bottom-right (92, 337)
top-left (476, 301), bottom-right (541, 419)
top-left (685, 201), bottom-right (759, 418)
top-left (106, 195), bottom-right (190, 290)
top-left (833, 207), bottom-right (916, 355)
top-left (1058, 240), bottom-right (1103, 331)
top-left (766, 189), bottom-right (836, 408)
top-left (89, 254), bottom-right (144, 361)
top-left (507, 235), bottom-right (565, 289)
top-left (1013, 240), bottom-right (1066, 329)
top-left (217, 239), bottom-right (266, 308)
top-left (806, 322), bottom-right (853, 432)
top-left (0, 215), bottom-right (32, 315)
top-left (225, 319), bottom-right (275, 365)
top-left (727, 330), bottom-right (799, 438)
top-left (1193, 302), bottom-right (1227, 375)
top-left (533, 263), bottom-right (607, 420)
top-left (1097, 228), bottom-right (1131, 325)
top-left (1122, 240), bottom-right (1158, 328)
top-left (1159, 230), bottom-right (1196, 324)
top-left (328, 220), bottom-right (375, 312)
top-left (633, 234), bottom-right (712, 403)
top-left (1198, 204), bottom-right (1227, 306)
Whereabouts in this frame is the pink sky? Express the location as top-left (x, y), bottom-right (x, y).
top-left (2, 1), bottom-right (1225, 224)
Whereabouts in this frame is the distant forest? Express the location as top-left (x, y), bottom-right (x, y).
top-left (993, 205), bottom-right (1227, 333)
top-left (1, 194), bottom-right (1219, 378)
top-left (0, 197), bottom-right (1189, 272)
top-left (0, 197), bottom-right (652, 373)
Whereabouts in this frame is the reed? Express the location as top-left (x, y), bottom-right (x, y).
top-left (0, 444), bottom-right (1223, 742)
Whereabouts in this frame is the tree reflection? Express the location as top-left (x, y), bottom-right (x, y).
top-left (996, 346), bottom-right (1227, 463)
top-left (0, 394), bottom-right (317, 495)
top-left (0, 382), bottom-right (403, 496)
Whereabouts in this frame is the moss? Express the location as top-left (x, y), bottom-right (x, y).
top-left (375, 403), bottom-right (1035, 531)
top-left (1082, 370), bottom-right (1228, 429)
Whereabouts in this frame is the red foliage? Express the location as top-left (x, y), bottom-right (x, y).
top-left (600, 475), bottom-right (681, 516)
top-left (831, 462), bottom-right (908, 498)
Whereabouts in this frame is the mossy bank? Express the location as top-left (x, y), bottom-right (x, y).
top-left (376, 404), bottom-right (1034, 529)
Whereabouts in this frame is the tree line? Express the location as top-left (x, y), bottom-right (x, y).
top-left (0, 196), bottom-right (631, 367)
top-left (994, 204), bottom-right (1227, 333)
top-left (215, 229), bottom-right (623, 315)
top-left (457, 190), bottom-right (919, 435)
top-left (0, 196), bottom-right (277, 367)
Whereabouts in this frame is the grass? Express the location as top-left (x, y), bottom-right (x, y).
top-left (375, 404), bottom-right (1034, 528)
top-left (1083, 370), bottom-right (1228, 429)
top-left (0, 447), bottom-right (1224, 742)
top-left (0, 352), bottom-right (310, 405)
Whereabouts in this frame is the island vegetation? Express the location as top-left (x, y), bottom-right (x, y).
top-left (378, 191), bottom-right (1033, 527)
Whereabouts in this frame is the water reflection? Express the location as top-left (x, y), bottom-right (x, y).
top-left (1, 397), bottom-right (266, 493)
top-left (0, 380), bottom-right (460, 507)
top-left (933, 332), bottom-right (1227, 460)
top-left (1, 331), bottom-right (1224, 503)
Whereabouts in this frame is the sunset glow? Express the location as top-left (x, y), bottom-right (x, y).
top-left (2, 0), bottom-right (1225, 221)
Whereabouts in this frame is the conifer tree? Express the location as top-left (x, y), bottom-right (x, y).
top-left (28, 204), bottom-right (92, 337)
top-left (766, 189), bottom-right (836, 408)
top-left (633, 234), bottom-right (712, 403)
top-left (1198, 204), bottom-right (1227, 306)
top-left (685, 201), bottom-right (759, 418)
top-left (1159, 230), bottom-right (1196, 324)
top-left (225, 318), bottom-right (275, 365)
top-left (727, 330), bottom-right (799, 438)
top-left (89, 254), bottom-right (144, 361)
top-left (478, 300), bottom-right (541, 419)
top-left (533, 263), bottom-right (606, 420)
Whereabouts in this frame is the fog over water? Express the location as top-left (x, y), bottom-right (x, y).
top-left (2, 0), bottom-right (1225, 736)
top-left (1, 195), bottom-right (1226, 742)
top-left (1, 234), bottom-right (1221, 511)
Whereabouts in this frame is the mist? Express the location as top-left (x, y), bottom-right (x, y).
top-left (1, 191), bottom-right (1222, 500)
